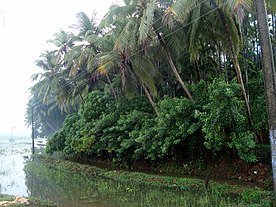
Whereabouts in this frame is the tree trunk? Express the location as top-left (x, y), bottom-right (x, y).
top-left (273, 14), bottom-right (276, 66)
top-left (128, 63), bottom-right (158, 115)
top-left (141, 83), bottom-right (159, 115)
top-left (217, 8), bottom-right (254, 129)
top-left (195, 60), bottom-right (202, 82)
top-left (155, 30), bottom-right (194, 101)
top-left (73, 81), bottom-right (85, 103)
top-left (106, 73), bottom-right (117, 99)
top-left (256, 0), bottom-right (276, 197)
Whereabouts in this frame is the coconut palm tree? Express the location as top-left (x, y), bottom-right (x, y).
top-left (32, 51), bottom-right (72, 112)
top-left (165, 0), bottom-right (254, 127)
top-left (96, 34), bottom-right (160, 113)
top-left (101, 0), bottom-right (194, 101)
top-left (255, 0), bottom-right (276, 196)
top-left (66, 12), bottom-right (118, 99)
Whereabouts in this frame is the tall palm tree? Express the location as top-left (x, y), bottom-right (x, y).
top-left (101, 0), bottom-right (194, 101)
top-left (255, 0), bottom-right (276, 196)
top-left (166, 0), bottom-right (254, 127)
top-left (96, 37), bottom-right (160, 113)
top-left (66, 12), bottom-right (117, 99)
top-left (32, 51), bottom-right (71, 112)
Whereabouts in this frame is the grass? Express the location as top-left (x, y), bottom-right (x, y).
top-left (34, 155), bottom-right (275, 207)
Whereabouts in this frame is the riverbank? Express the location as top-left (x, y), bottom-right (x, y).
top-left (35, 155), bottom-right (275, 206)
top-left (74, 155), bottom-right (273, 190)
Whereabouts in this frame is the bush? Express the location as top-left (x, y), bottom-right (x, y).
top-left (199, 78), bottom-right (256, 162)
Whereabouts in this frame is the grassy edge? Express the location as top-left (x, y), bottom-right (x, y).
top-left (36, 155), bottom-right (275, 206)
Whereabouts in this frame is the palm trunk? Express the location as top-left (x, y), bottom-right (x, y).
top-left (217, 42), bottom-right (222, 72)
top-left (195, 60), bottom-right (202, 82)
top-left (273, 14), bottom-right (276, 67)
top-left (128, 63), bottom-right (158, 115)
top-left (256, 0), bottom-right (276, 197)
top-left (141, 83), bottom-right (159, 115)
top-left (106, 73), bottom-right (117, 99)
top-left (155, 30), bottom-right (194, 101)
top-left (73, 81), bottom-right (85, 103)
top-left (217, 8), bottom-right (254, 129)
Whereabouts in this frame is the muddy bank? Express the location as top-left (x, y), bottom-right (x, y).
top-left (35, 155), bottom-right (275, 205)
top-left (71, 155), bottom-right (273, 190)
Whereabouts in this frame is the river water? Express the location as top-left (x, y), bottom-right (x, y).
top-left (0, 136), bottom-right (263, 206)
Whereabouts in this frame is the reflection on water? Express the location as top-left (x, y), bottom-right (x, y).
top-left (24, 159), bottom-right (250, 207)
top-left (0, 137), bottom-right (45, 196)
top-left (0, 137), bottom-right (31, 196)
top-left (24, 159), bottom-right (193, 207)
top-left (0, 137), bottom-right (256, 206)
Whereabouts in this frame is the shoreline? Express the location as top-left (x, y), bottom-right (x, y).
top-left (35, 155), bottom-right (275, 206)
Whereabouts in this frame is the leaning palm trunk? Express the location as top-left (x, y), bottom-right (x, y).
top-left (141, 83), bottom-right (159, 115)
top-left (106, 73), bottom-right (117, 99)
top-left (128, 64), bottom-right (159, 115)
top-left (217, 8), bottom-right (254, 129)
top-left (155, 30), bottom-right (194, 101)
top-left (256, 0), bottom-right (276, 197)
top-left (72, 81), bottom-right (85, 103)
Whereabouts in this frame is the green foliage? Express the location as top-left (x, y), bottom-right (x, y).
top-left (247, 72), bottom-right (268, 133)
top-left (139, 97), bottom-right (198, 160)
top-left (47, 74), bottom-right (267, 164)
top-left (91, 96), bottom-right (154, 164)
top-left (45, 130), bottom-right (66, 154)
top-left (199, 77), bottom-right (256, 162)
top-left (79, 91), bottom-right (114, 123)
top-left (30, 0), bottom-right (273, 170)
top-left (46, 113), bottom-right (80, 155)
top-left (241, 188), bottom-right (274, 206)
top-left (254, 144), bottom-right (271, 163)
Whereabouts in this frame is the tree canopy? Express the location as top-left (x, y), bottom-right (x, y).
top-left (26, 0), bottom-right (275, 169)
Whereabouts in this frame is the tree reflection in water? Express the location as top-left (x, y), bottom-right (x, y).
top-left (24, 158), bottom-right (248, 207)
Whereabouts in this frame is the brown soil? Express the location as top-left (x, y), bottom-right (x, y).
top-left (76, 156), bottom-right (273, 190)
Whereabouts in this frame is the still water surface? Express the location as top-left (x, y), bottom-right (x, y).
top-left (0, 137), bottom-right (251, 206)
top-left (0, 137), bottom-right (32, 196)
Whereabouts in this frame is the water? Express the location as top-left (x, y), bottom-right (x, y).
top-left (23, 160), bottom-right (239, 207)
top-left (0, 137), bottom-right (270, 206)
top-left (0, 136), bottom-right (45, 196)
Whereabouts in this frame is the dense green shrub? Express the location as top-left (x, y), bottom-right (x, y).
top-left (134, 97), bottom-right (199, 160)
top-left (91, 96), bottom-right (154, 163)
top-left (46, 113), bottom-right (80, 154)
top-left (199, 78), bottom-right (256, 162)
top-left (46, 75), bottom-right (266, 165)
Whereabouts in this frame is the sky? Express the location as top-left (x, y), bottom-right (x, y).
top-left (0, 0), bottom-right (122, 136)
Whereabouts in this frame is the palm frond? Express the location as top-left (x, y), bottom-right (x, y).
top-left (170, 0), bottom-right (197, 22)
top-left (71, 11), bottom-right (99, 37)
top-left (100, 4), bottom-right (136, 28)
top-left (138, 0), bottom-right (156, 43)
top-left (31, 73), bottom-right (41, 81)
top-left (222, 6), bottom-right (242, 54)
top-left (188, 5), bottom-right (202, 61)
top-left (114, 19), bottom-right (138, 51)
top-left (162, 7), bottom-right (178, 29)
top-left (132, 56), bottom-right (158, 97)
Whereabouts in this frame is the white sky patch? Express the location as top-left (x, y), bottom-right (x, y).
top-left (0, 0), bottom-right (122, 136)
